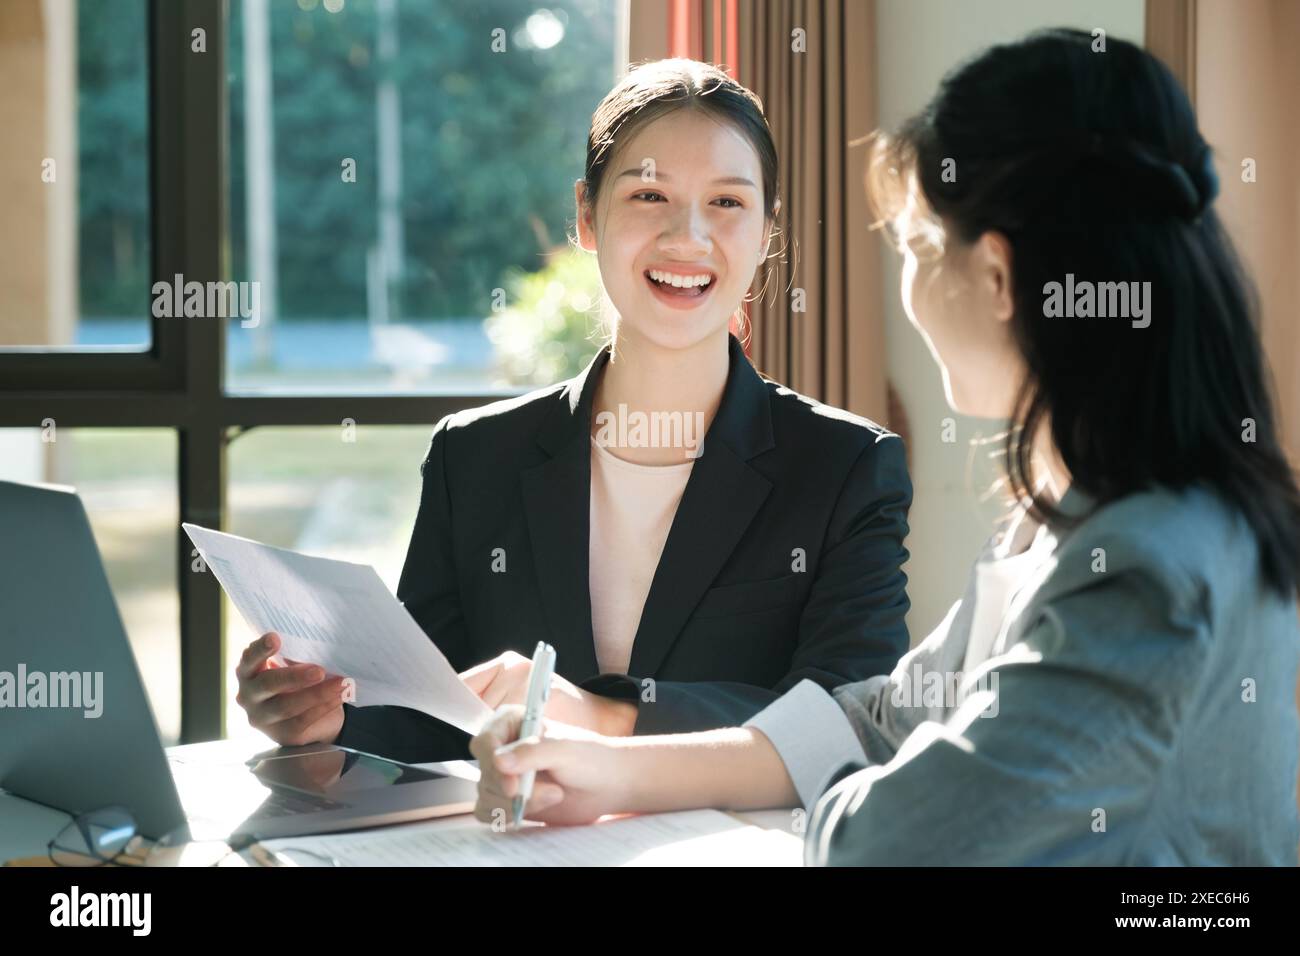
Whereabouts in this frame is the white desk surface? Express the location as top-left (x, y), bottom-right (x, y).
top-left (1, 735), bottom-right (803, 865)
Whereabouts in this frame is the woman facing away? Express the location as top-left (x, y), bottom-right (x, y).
top-left (232, 60), bottom-right (913, 764)
top-left (469, 30), bottom-right (1300, 865)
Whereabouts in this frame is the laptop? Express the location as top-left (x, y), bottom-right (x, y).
top-left (0, 479), bottom-right (478, 844)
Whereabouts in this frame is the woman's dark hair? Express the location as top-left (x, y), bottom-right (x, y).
top-left (867, 28), bottom-right (1300, 597)
top-left (581, 58), bottom-right (779, 220)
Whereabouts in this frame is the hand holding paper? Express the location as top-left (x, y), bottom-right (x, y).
top-left (183, 523), bottom-right (491, 736)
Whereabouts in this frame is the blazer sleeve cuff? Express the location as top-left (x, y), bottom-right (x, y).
top-left (579, 672), bottom-right (642, 702)
top-left (744, 679), bottom-right (867, 808)
top-left (334, 702), bottom-right (380, 754)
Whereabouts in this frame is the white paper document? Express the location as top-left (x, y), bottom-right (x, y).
top-left (258, 809), bottom-right (803, 866)
top-left (182, 523), bottom-right (491, 736)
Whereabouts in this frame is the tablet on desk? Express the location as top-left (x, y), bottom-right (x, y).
top-left (173, 742), bottom-right (478, 844)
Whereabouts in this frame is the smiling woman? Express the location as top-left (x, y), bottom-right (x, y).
top-left (576, 59), bottom-right (779, 352)
top-left (231, 58), bottom-right (914, 766)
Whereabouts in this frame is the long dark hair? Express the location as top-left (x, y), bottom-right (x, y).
top-left (867, 28), bottom-right (1300, 597)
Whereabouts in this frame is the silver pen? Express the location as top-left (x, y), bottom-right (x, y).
top-left (511, 641), bottom-right (556, 828)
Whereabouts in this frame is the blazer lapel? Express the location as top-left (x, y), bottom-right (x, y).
top-left (520, 348), bottom-right (609, 679)
top-left (627, 336), bottom-right (775, 678)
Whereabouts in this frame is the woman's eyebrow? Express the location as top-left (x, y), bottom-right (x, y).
top-left (615, 169), bottom-right (757, 187)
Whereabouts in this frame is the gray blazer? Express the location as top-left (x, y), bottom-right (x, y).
top-left (800, 485), bottom-right (1300, 865)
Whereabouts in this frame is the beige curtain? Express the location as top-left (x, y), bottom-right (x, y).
top-left (738, 0), bottom-right (887, 425)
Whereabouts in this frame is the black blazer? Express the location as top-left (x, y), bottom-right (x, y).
top-left (337, 335), bottom-right (912, 762)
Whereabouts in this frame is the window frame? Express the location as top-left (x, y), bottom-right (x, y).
top-left (0, 0), bottom-right (511, 742)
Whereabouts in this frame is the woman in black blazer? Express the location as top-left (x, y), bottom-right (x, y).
top-left (233, 60), bottom-right (911, 763)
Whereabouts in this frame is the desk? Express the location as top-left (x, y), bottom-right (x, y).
top-left (1, 736), bottom-right (803, 866)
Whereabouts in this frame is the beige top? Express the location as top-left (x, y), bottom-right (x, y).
top-left (588, 437), bottom-right (694, 674)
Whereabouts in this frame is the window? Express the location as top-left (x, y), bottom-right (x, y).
top-left (0, 428), bottom-right (179, 743)
top-left (0, 0), bottom-right (624, 743)
top-left (225, 0), bottom-right (618, 393)
top-left (223, 424), bottom-right (430, 739)
top-left (0, 0), bottom-right (151, 350)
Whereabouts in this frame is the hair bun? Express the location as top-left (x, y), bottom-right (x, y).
top-left (1082, 134), bottom-right (1217, 222)
top-left (1187, 142), bottom-right (1220, 215)
top-left (1162, 160), bottom-right (1203, 219)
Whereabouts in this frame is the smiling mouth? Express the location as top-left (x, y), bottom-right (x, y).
top-left (644, 270), bottom-right (715, 298)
